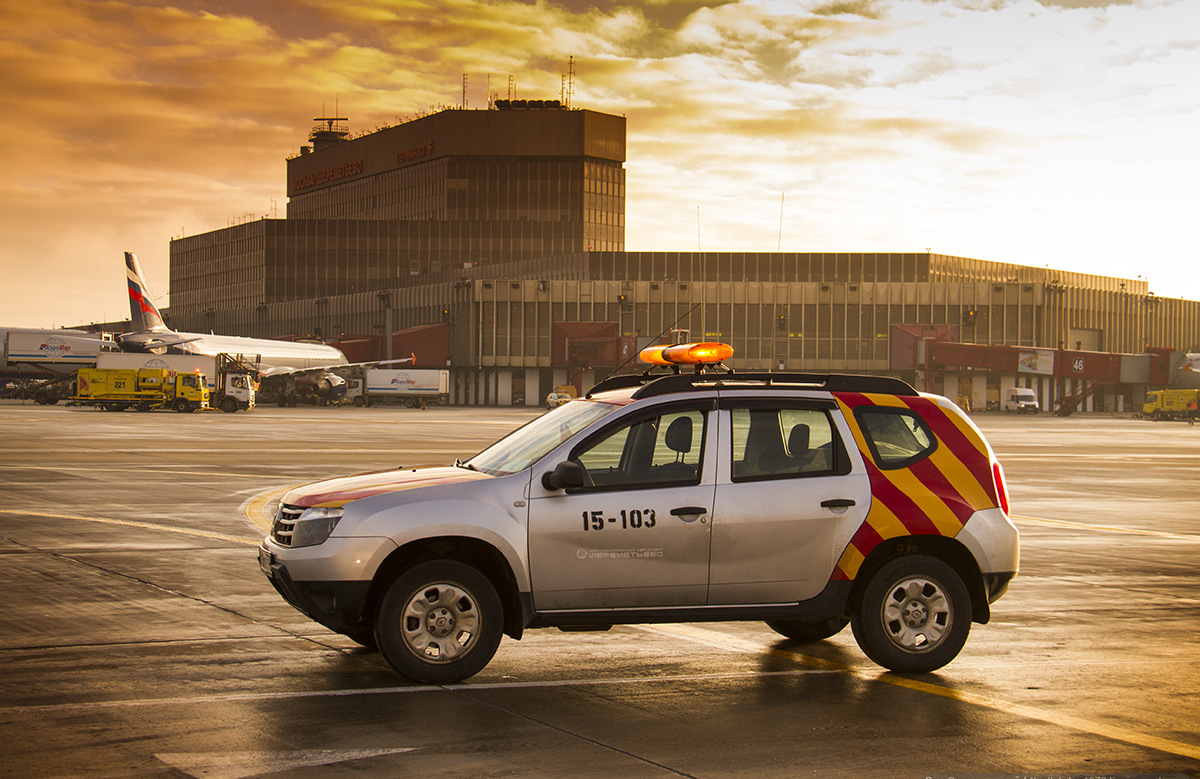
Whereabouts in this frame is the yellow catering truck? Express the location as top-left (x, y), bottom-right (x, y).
top-left (1142, 389), bottom-right (1200, 421)
top-left (73, 368), bottom-right (210, 412)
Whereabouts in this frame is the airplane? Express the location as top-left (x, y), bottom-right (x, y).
top-left (1179, 353), bottom-right (1200, 390)
top-left (121, 251), bottom-right (405, 404)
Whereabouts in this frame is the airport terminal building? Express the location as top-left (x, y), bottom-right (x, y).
top-left (166, 103), bottom-right (1200, 410)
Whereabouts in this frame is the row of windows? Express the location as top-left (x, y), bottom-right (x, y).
top-left (477, 299), bottom-right (1043, 364)
top-left (564, 403), bottom-right (928, 493)
top-left (587, 252), bottom-right (934, 284)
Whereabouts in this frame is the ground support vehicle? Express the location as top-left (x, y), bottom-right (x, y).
top-left (97, 353), bottom-right (256, 412)
top-left (1142, 389), bottom-right (1199, 421)
top-left (72, 368), bottom-right (209, 412)
top-left (16, 372), bottom-right (78, 405)
top-left (545, 384), bottom-right (578, 409)
top-left (347, 368), bottom-right (449, 408)
top-left (1004, 387), bottom-right (1040, 413)
top-left (260, 342), bottom-right (1018, 683)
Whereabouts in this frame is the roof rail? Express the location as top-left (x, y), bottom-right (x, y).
top-left (588, 371), bottom-right (918, 399)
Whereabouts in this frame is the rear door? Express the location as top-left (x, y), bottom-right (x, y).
top-left (708, 398), bottom-right (870, 605)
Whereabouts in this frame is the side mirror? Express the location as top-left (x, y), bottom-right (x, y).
top-left (541, 461), bottom-right (585, 491)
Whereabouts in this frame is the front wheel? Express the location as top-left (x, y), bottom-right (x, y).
top-left (174, 398), bottom-right (191, 413)
top-left (851, 555), bottom-right (971, 674)
top-left (219, 397), bottom-right (238, 413)
top-left (374, 560), bottom-right (503, 683)
top-left (765, 617), bottom-right (849, 643)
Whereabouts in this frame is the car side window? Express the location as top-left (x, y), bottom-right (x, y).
top-left (731, 407), bottom-right (844, 481)
top-left (572, 409), bottom-right (706, 490)
top-left (855, 407), bottom-right (937, 469)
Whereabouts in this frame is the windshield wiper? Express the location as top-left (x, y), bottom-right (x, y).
top-left (453, 458), bottom-right (479, 472)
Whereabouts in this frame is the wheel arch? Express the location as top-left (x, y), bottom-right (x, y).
top-left (365, 535), bottom-right (527, 641)
top-left (849, 534), bottom-right (990, 624)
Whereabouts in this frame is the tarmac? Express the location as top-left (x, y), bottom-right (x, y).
top-left (0, 401), bottom-right (1197, 778)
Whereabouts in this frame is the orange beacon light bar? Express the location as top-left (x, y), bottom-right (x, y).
top-left (639, 342), bottom-right (734, 367)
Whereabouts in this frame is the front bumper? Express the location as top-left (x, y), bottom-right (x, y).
top-left (260, 547), bottom-right (371, 633)
top-left (258, 535), bottom-right (396, 633)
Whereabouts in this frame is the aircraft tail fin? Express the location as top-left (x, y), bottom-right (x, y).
top-left (125, 252), bottom-right (168, 332)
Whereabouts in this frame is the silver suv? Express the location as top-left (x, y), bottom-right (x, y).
top-left (260, 344), bottom-right (1018, 683)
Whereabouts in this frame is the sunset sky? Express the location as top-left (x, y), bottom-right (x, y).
top-left (3, 0), bottom-right (1198, 329)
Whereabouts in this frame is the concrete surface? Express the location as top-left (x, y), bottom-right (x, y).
top-left (0, 402), bottom-right (1196, 778)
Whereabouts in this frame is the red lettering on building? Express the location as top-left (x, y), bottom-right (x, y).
top-left (291, 159), bottom-right (364, 191)
top-left (397, 142), bottom-right (434, 164)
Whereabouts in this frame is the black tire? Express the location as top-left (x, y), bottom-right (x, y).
top-left (220, 397), bottom-right (238, 413)
top-left (352, 396), bottom-right (365, 408)
top-left (851, 555), bottom-right (971, 674)
top-left (174, 398), bottom-right (191, 413)
top-left (374, 560), bottom-right (503, 684)
top-left (766, 616), bottom-right (849, 643)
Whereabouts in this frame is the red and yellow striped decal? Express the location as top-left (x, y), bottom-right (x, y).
top-left (831, 392), bottom-right (1000, 580)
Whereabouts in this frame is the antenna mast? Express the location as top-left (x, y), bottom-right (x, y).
top-left (778, 193), bottom-right (784, 252)
top-left (566, 55), bottom-right (575, 109)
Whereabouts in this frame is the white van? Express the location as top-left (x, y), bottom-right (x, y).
top-left (1005, 387), bottom-right (1040, 413)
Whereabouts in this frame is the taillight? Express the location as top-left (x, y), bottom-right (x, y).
top-left (992, 460), bottom-right (1011, 515)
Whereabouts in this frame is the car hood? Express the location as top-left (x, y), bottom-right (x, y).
top-left (283, 466), bottom-right (492, 508)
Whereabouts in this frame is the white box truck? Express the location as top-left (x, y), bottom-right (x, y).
top-left (350, 369), bottom-right (449, 407)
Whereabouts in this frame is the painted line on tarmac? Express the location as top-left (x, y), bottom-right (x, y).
top-left (636, 623), bottom-right (1200, 762)
top-left (1012, 514), bottom-right (1200, 541)
top-left (0, 668), bottom-right (838, 716)
top-left (242, 487), bottom-right (291, 533)
top-left (0, 508), bottom-right (260, 546)
top-left (0, 465), bottom-right (297, 479)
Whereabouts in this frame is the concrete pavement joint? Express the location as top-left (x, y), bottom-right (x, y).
top-left (0, 534), bottom-right (371, 666)
top-left (451, 691), bottom-right (702, 778)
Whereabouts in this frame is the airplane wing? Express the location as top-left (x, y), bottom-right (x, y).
top-left (258, 354), bottom-right (415, 379)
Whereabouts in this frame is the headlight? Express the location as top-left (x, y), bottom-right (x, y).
top-left (288, 506), bottom-right (345, 548)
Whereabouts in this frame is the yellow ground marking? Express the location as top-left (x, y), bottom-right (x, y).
top-left (0, 508), bottom-right (259, 546)
top-left (243, 487), bottom-right (293, 533)
top-left (639, 623), bottom-right (1200, 762)
top-left (1012, 514), bottom-right (1200, 541)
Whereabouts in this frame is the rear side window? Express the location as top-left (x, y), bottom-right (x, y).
top-left (730, 406), bottom-right (848, 481)
top-left (855, 407), bottom-right (936, 469)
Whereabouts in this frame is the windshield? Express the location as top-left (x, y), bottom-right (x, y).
top-left (467, 400), bottom-right (620, 477)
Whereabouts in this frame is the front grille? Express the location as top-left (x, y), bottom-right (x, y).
top-left (272, 504), bottom-right (304, 546)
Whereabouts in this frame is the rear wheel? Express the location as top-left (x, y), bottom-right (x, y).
top-left (851, 555), bottom-right (971, 673)
top-left (374, 560), bottom-right (503, 684)
top-left (765, 617), bottom-right (849, 643)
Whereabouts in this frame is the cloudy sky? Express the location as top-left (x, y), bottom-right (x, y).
top-left (2, 0), bottom-right (1197, 329)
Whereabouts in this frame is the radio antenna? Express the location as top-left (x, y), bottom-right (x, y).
top-left (778, 193), bottom-right (784, 251)
top-left (604, 302), bottom-right (701, 379)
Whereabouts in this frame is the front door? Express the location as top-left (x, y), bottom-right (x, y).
top-left (528, 403), bottom-right (716, 610)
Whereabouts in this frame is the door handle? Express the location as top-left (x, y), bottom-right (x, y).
top-left (671, 506), bottom-right (708, 522)
top-left (820, 498), bottom-right (856, 509)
